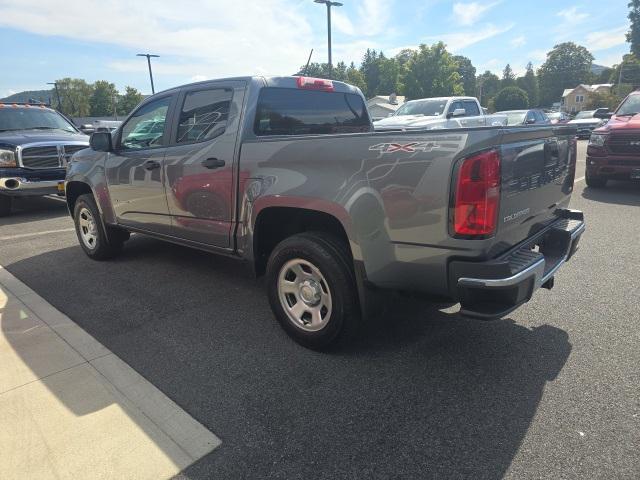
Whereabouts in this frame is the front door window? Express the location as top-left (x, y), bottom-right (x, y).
top-left (120, 96), bottom-right (172, 150)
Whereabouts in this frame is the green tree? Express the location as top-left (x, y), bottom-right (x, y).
top-left (89, 80), bottom-right (118, 117)
top-left (118, 86), bottom-right (144, 115)
top-left (594, 67), bottom-right (614, 84)
top-left (494, 86), bottom-right (529, 111)
top-left (401, 42), bottom-right (463, 100)
top-left (538, 42), bottom-right (594, 107)
top-left (586, 90), bottom-right (625, 110)
top-left (476, 70), bottom-right (500, 107)
top-left (628, 0), bottom-right (640, 58)
top-left (346, 62), bottom-right (367, 92)
top-left (501, 64), bottom-right (517, 88)
top-left (360, 49), bottom-right (382, 97)
top-left (453, 55), bottom-right (476, 95)
top-left (56, 78), bottom-right (93, 117)
top-left (377, 55), bottom-right (400, 95)
top-left (610, 54), bottom-right (640, 88)
top-left (516, 62), bottom-right (539, 107)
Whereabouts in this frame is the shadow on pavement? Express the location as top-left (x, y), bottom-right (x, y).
top-left (581, 181), bottom-right (640, 206)
top-left (6, 237), bottom-right (572, 480)
top-left (0, 196), bottom-right (69, 227)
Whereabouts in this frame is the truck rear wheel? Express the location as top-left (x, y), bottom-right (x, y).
top-left (266, 232), bottom-right (360, 350)
top-left (73, 194), bottom-right (126, 260)
top-left (0, 194), bottom-right (11, 217)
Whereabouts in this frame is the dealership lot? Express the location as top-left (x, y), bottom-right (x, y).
top-left (0, 141), bottom-right (638, 479)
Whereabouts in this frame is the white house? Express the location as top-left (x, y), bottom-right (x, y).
top-left (561, 84), bottom-right (613, 113)
top-left (366, 93), bottom-right (406, 121)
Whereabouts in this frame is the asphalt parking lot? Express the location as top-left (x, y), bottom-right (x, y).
top-left (0, 141), bottom-right (638, 480)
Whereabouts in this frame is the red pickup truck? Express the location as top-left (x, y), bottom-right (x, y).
top-left (586, 91), bottom-right (640, 187)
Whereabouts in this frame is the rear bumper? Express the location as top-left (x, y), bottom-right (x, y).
top-left (576, 126), bottom-right (598, 138)
top-left (449, 210), bottom-right (585, 320)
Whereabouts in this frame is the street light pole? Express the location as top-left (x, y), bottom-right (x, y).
top-left (314, 0), bottom-right (342, 77)
top-left (137, 53), bottom-right (160, 94)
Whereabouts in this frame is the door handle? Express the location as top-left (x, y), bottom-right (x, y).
top-left (202, 158), bottom-right (225, 169)
top-left (143, 160), bottom-right (160, 170)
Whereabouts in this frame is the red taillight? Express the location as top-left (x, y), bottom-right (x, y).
top-left (296, 76), bottom-right (334, 92)
top-left (453, 150), bottom-right (501, 237)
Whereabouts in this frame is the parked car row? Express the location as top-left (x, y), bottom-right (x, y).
top-left (373, 97), bottom-right (507, 131)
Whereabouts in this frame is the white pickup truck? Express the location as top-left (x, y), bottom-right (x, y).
top-left (373, 96), bottom-right (506, 131)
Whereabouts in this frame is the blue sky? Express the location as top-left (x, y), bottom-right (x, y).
top-left (0, 0), bottom-right (630, 98)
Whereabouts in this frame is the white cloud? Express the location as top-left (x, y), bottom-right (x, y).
top-left (594, 53), bottom-right (624, 68)
top-left (452, 1), bottom-right (501, 27)
top-left (357, 0), bottom-right (391, 36)
top-left (0, 0), bottom-right (315, 83)
top-left (511, 35), bottom-right (526, 48)
top-left (528, 49), bottom-right (548, 62)
top-left (425, 23), bottom-right (514, 52)
top-left (584, 25), bottom-right (628, 51)
top-left (556, 6), bottom-right (589, 25)
top-left (331, 0), bottom-right (393, 38)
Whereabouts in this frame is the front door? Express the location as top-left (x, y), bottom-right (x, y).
top-left (163, 82), bottom-right (245, 247)
top-left (105, 94), bottom-right (175, 234)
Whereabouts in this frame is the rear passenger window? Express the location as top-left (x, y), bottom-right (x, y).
top-left (254, 88), bottom-right (371, 136)
top-left (177, 88), bottom-right (233, 143)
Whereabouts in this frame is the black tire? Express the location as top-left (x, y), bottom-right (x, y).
top-left (0, 194), bottom-right (11, 217)
top-left (585, 171), bottom-right (607, 188)
top-left (73, 194), bottom-right (126, 260)
top-left (266, 232), bottom-right (360, 350)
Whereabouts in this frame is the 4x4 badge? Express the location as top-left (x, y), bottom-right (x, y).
top-left (369, 142), bottom-right (439, 154)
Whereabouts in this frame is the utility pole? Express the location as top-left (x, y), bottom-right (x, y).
top-left (314, 0), bottom-right (342, 77)
top-left (137, 53), bottom-right (160, 94)
top-left (47, 82), bottom-right (62, 112)
top-left (112, 92), bottom-right (118, 120)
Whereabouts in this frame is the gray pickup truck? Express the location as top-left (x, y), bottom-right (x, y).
top-left (65, 76), bottom-right (585, 349)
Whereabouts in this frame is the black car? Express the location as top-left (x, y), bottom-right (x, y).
top-left (0, 103), bottom-right (89, 215)
top-left (497, 109), bottom-right (551, 126)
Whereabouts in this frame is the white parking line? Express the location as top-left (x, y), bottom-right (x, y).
top-left (0, 228), bottom-right (75, 241)
top-left (45, 195), bottom-right (68, 203)
top-left (575, 176), bottom-right (585, 183)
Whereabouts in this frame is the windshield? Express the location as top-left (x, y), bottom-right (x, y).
top-left (0, 107), bottom-right (77, 132)
top-left (504, 112), bottom-right (526, 125)
top-left (547, 112), bottom-right (561, 120)
top-left (574, 111), bottom-right (594, 119)
top-left (616, 94), bottom-right (640, 115)
top-left (394, 99), bottom-right (448, 117)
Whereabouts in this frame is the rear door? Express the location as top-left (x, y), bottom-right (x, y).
top-left (497, 127), bottom-right (576, 246)
top-left (162, 81), bottom-right (246, 247)
top-left (105, 93), bottom-right (176, 235)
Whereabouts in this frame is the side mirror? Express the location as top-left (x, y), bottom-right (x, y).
top-left (447, 108), bottom-right (466, 119)
top-left (90, 132), bottom-right (113, 152)
top-left (525, 118), bottom-right (536, 124)
top-left (594, 108), bottom-right (612, 119)
top-left (387, 112), bottom-right (394, 117)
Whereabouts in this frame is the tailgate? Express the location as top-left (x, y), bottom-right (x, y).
top-left (497, 126), bottom-right (577, 247)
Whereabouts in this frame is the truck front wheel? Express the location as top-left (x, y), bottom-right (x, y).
top-left (73, 194), bottom-right (126, 260)
top-left (0, 194), bottom-right (12, 216)
top-left (266, 232), bottom-right (360, 350)
top-left (585, 171), bottom-right (607, 188)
